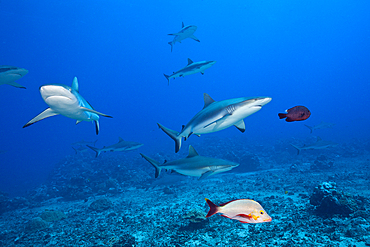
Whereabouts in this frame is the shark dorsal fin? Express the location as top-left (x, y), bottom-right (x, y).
top-left (182, 22), bottom-right (184, 28)
top-left (187, 145), bottom-right (199, 158)
top-left (187, 58), bottom-right (193, 65)
top-left (118, 137), bottom-right (124, 142)
top-left (72, 77), bottom-right (79, 92)
top-left (203, 93), bottom-right (215, 108)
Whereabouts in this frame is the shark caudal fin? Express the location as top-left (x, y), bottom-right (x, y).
top-left (140, 153), bottom-right (162, 178)
top-left (304, 124), bottom-right (313, 133)
top-left (290, 144), bottom-right (302, 155)
top-left (157, 123), bottom-right (182, 153)
top-left (163, 74), bottom-right (171, 85)
top-left (86, 145), bottom-right (101, 157)
top-left (168, 41), bottom-right (173, 52)
top-left (205, 198), bottom-right (219, 218)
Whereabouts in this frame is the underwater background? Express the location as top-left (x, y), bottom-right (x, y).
top-left (1, 0), bottom-right (370, 246)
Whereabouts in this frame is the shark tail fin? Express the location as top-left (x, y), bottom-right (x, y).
top-left (157, 123), bottom-right (182, 153)
top-left (86, 145), bottom-right (101, 157)
top-left (163, 74), bottom-right (171, 85)
top-left (290, 144), bottom-right (301, 155)
top-left (140, 153), bottom-right (162, 178)
top-left (205, 198), bottom-right (219, 218)
top-left (168, 41), bottom-right (173, 52)
top-left (304, 124), bottom-right (313, 133)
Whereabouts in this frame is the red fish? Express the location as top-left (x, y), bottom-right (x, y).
top-left (278, 106), bottom-right (311, 122)
top-left (205, 198), bottom-right (272, 223)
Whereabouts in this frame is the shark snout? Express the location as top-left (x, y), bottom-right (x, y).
top-left (255, 97), bottom-right (272, 106)
top-left (40, 85), bottom-right (73, 100)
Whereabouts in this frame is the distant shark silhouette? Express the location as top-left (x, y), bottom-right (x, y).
top-left (23, 77), bottom-right (112, 134)
top-left (0, 65), bottom-right (28, 89)
top-left (158, 93), bottom-right (272, 152)
top-left (304, 122), bottom-right (335, 133)
top-left (87, 137), bottom-right (143, 157)
top-left (290, 137), bottom-right (338, 154)
top-left (164, 58), bottom-right (216, 85)
top-left (72, 139), bottom-right (98, 147)
top-left (140, 145), bottom-right (239, 180)
top-left (168, 22), bottom-right (200, 52)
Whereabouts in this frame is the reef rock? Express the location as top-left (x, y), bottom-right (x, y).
top-left (310, 182), bottom-right (359, 216)
top-left (40, 209), bottom-right (67, 222)
top-left (89, 198), bottom-right (112, 212)
top-left (24, 217), bottom-right (49, 232)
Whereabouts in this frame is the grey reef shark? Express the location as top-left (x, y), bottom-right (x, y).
top-left (0, 65), bottom-right (28, 89)
top-left (140, 145), bottom-right (239, 180)
top-left (164, 58), bottom-right (216, 85)
top-left (23, 77), bottom-right (112, 134)
top-left (87, 137), bottom-right (143, 157)
top-left (168, 22), bottom-right (200, 52)
top-left (290, 137), bottom-right (338, 155)
top-left (304, 121), bottom-right (335, 133)
top-left (158, 93), bottom-right (272, 153)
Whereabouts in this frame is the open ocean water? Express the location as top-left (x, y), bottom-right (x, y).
top-left (0, 1), bottom-right (370, 246)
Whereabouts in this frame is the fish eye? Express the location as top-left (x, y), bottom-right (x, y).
top-left (260, 211), bottom-right (264, 215)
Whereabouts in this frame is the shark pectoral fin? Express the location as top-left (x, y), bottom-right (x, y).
top-left (140, 153), bottom-right (162, 178)
top-left (80, 107), bottom-right (113, 118)
top-left (203, 114), bottom-right (231, 129)
top-left (157, 123), bottom-right (182, 153)
top-left (201, 72), bottom-right (204, 75)
top-left (6, 81), bottom-right (26, 89)
top-left (190, 35), bottom-right (200, 42)
top-left (234, 120), bottom-right (246, 133)
top-left (76, 120), bottom-right (82, 125)
top-left (199, 170), bottom-right (214, 180)
top-left (23, 108), bottom-right (59, 128)
top-left (94, 121), bottom-right (99, 135)
top-left (187, 145), bottom-right (199, 158)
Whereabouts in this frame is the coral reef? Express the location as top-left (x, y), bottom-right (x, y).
top-left (40, 210), bottom-right (67, 222)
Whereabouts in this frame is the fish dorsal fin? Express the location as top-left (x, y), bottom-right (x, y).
top-left (118, 137), bottom-right (124, 142)
top-left (72, 77), bottom-right (79, 92)
top-left (187, 145), bottom-right (199, 158)
top-left (187, 58), bottom-right (193, 65)
top-left (203, 93), bottom-right (215, 108)
top-left (316, 136), bottom-right (322, 142)
top-left (182, 22), bottom-right (184, 28)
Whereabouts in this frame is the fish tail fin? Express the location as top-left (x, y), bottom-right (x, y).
top-left (157, 123), bottom-right (182, 153)
top-left (205, 198), bottom-right (219, 218)
top-left (290, 144), bottom-right (301, 155)
top-left (304, 124), bottom-right (313, 133)
top-left (140, 153), bottom-right (162, 178)
top-left (168, 41), bottom-right (173, 52)
top-left (86, 145), bottom-right (101, 158)
top-left (163, 74), bottom-right (171, 85)
top-left (278, 113), bottom-right (287, 119)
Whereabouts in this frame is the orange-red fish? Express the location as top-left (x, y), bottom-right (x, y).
top-left (278, 106), bottom-right (311, 122)
top-left (205, 198), bottom-right (272, 223)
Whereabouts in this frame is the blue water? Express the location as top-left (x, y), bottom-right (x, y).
top-left (0, 0), bottom-right (369, 196)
